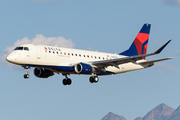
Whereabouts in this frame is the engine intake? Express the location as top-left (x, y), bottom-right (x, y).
top-left (75, 63), bottom-right (93, 74)
top-left (34, 68), bottom-right (54, 78)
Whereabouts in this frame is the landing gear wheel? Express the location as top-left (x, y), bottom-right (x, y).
top-left (89, 76), bottom-right (94, 83)
top-left (89, 76), bottom-right (99, 83)
top-left (94, 76), bottom-right (99, 83)
top-left (67, 78), bottom-right (72, 85)
top-left (62, 74), bottom-right (72, 86)
top-left (63, 79), bottom-right (67, 85)
top-left (62, 78), bottom-right (72, 86)
top-left (24, 74), bottom-right (30, 79)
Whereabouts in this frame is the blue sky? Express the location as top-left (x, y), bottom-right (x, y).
top-left (0, 0), bottom-right (180, 120)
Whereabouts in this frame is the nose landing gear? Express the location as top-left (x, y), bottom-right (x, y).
top-left (22, 66), bottom-right (30, 79)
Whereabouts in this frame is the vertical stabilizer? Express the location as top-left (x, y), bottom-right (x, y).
top-left (120, 24), bottom-right (151, 59)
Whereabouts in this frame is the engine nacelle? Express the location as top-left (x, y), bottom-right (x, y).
top-left (34, 68), bottom-right (54, 78)
top-left (74, 63), bottom-right (93, 74)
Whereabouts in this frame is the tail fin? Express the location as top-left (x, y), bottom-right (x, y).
top-left (120, 24), bottom-right (151, 59)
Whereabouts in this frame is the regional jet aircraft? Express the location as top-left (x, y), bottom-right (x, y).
top-left (6, 24), bottom-right (173, 85)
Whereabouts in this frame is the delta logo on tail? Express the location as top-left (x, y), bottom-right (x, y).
top-left (120, 24), bottom-right (150, 59)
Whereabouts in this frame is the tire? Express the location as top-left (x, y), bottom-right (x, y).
top-left (26, 74), bottom-right (30, 78)
top-left (94, 76), bottom-right (99, 83)
top-left (63, 79), bottom-right (67, 85)
top-left (89, 76), bottom-right (94, 83)
top-left (67, 78), bottom-right (72, 85)
top-left (24, 74), bottom-right (29, 79)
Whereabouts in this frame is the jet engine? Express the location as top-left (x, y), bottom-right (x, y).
top-left (34, 68), bottom-right (54, 78)
top-left (74, 63), bottom-right (94, 74)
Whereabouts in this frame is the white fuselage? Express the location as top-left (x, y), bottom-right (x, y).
top-left (6, 44), bottom-right (149, 75)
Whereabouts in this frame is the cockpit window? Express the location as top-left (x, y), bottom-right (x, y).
top-left (24, 47), bottom-right (29, 51)
top-left (14, 47), bottom-right (23, 50)
top-left (14, 47), bottom-right (29, 51)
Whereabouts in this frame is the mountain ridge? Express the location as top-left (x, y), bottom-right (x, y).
top-left (101, 103), bottom-right (180, 120)
top-left (101, 112), bottom-right (127, 120)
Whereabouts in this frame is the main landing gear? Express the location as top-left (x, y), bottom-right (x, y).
top-left (62, 74), bottom-right (72, 86)
top-left (62, 74), bottom-right (99, 85)
top-left (89, 75), bottom-right (99, 83)
top-left (22, 66), bottom-right (30, 79)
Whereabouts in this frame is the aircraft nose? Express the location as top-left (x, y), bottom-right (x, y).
top-left (6, 54), bottom-right (12, 62)
top-left (6, 53), bottom-right (15, 63)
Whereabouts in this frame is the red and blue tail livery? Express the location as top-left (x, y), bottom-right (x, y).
top-left (120, 24), bottom-right (151, 59)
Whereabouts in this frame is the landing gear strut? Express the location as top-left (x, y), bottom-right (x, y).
top-left (89, 75), bottom-right (99, 83)
top-left (22, 66), bottom-right (30, 79)
top-left (62, 74), bottom-right (72, 85)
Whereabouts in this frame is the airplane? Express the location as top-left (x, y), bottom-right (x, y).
top-left (6, 23), bottom-right (173, 85)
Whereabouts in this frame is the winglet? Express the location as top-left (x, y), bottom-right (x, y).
top-left (154, 40), bottom-right (171, 54)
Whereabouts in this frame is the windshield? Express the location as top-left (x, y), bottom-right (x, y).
top-left (14, 47), bottom-right (29, 51)
top-left (14, 47), bottom-right (23, 50)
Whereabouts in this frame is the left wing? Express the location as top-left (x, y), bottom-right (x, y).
top-left (91, 40), bottom-right (172, 68)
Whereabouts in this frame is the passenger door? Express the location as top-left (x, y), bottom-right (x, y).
top-left (35, 45), bottom-right (42, 59)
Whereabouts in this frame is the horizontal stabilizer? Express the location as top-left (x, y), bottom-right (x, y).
top-left (138, 57), bottom-right (174, 65)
